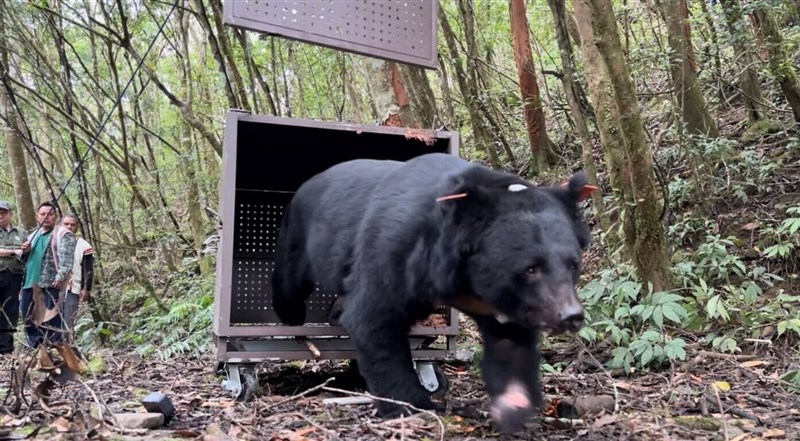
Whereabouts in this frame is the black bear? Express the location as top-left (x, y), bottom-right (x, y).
top-left (271, 153), bottom-right (596, 433)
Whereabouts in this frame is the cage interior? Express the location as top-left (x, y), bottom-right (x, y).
top-left (230, 120), bottom-right (452, 326)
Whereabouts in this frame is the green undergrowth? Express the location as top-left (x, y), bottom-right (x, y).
top-left (569, 134), bottom-right (800, 379)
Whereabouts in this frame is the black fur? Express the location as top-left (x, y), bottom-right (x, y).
top-left (271, 153), bottom-right (593, 433)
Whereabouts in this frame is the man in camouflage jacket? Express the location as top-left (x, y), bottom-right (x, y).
top-left (19, 201), bottom-right (76, 349)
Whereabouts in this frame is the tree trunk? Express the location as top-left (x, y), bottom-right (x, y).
top-left (583, 0), bottom-right (674, 291)
top-left (547, 0), bottom-right (610, 233)
top-left (509, 0), bottom-right (550, 175)
top-left (364, 59), bottom-right (419, 127)
top-left (400, 65), bottom-right (439, 128)
top-left (439, 8), bottom-right (500, 168)
top-left (718, 0), bottom-right (770, 123)
top-left (180, 6), bottom-right (212, 274)
top-left (573, 0), bottom-right (632, 258)
top-left (658, 0), bottom-right (719, 138)
top-left (0, 7), bottom-right (35, 228)
top-left (752, 8), bottom-right (800, 123)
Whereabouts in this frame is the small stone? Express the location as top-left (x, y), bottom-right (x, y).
top-left (112, 412), bottom-right (164, 430)
top-left (455, 348), bottom-right (475, 363)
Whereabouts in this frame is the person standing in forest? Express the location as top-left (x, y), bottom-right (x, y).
top-left (19, 202), bottom-right (76, 349)
top-left (0, 201), bottom-right (27, 354)
top-left (60, 213), bottom-right (94, 341)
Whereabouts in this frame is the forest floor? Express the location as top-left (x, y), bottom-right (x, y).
top-left (0, 327), bottom-right (799, 441)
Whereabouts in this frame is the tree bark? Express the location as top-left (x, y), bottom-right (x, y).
top-left (752, 8), bottom-right (800, 123)
top-left (439, 8), bottom-right (500, 168)
top-left (547, 0), bottom-right (610, 233)
top-left (583, 0), bottom-right (674, 291)
top-left (657, 0), bottom-right (719, 138)
top-left (400, 65), bottom-right (439, 128)
top-left (0, 6), bottom-right (36, 228)
top-left (509, 0), bottom-right (550, 174)
top-left (364, 58), bottom-right (419, 127)
top-left (718, 0), bottom-right (770, 123)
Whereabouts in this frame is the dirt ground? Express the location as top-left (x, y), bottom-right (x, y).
top-left (1, 335), bottom-right (798, 441)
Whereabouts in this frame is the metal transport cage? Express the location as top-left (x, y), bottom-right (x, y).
top-left (222, 0), bottom-right (440, 69)
top-left (213, 109), bottom-right (461, 400)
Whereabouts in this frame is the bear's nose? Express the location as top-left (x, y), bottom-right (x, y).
top-left (558, 303), bottom-right (585, 333)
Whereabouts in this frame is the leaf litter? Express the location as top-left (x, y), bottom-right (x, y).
top-left (0, 340), bottom-right (797, 440)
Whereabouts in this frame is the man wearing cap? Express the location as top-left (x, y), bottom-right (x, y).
top-left (0, 201), bottom-right (27, 354)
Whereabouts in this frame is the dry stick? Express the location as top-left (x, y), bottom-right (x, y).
top-left (321, 386), bottom-right (446, 441)
top-left (713, 386), bottom-right (730, 441)
top-left (265, 377), bottom-right (336, 411)
top-left (282, 411), bottom-right (343, 441)
top-left (577, 340), bottom-right (620, 413)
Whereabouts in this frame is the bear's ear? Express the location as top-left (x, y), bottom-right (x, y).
top-left (560, 172), bottom-right (598, 203)
top-left (434, 166), bottom-right (520, 220)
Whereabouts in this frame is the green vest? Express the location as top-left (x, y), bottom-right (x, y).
top-left (0, 225), bottom-right (27, 274)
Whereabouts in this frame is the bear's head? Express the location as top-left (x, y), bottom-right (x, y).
top-left (433, 166), bottom-right (597, 334)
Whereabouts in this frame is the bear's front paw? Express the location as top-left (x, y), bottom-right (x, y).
top-left (489, 381), bottom-right (533, 434)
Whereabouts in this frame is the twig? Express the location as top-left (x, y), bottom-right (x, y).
top-left (695, 350), bottom-right (758, 361)
top-left (298, 337), bottom-right (321, 358)
top-left (265, 377), bottom-right (336, 411)
top-left (283, 412), bottom-right (343, 441)
top-left (713, 386), bottom-right (730, 441)
top-left (321, 386), bottom-right (446, 441)
top-left (577, 340), bottom-right (620, 413)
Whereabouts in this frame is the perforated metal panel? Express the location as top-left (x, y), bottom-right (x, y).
top-left (223, 0), bottom-right (439, 69)
top-left (230, 190), bottom-right (342, 325)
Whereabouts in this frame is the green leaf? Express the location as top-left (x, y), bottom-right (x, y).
top-left (642, 305), bottom-right (656, 322)
top-left (665, 338), bottom-right (687, 360)
top-left (778, 320), bottom-right (788, 336)
top-left (652, 306), bottom-right (664, 330)
top-left (662, 303), bottom-right (684, 324)
top-left (641, 346), bottom-right (654, 366)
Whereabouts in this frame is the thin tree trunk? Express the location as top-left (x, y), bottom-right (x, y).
top-left (0, 8), bottom-right (35, 227)
top-left (440, 8), bottom-right (500, 168)
top-left (718, 0), bottom-right (770, 123)
top-left (547, 0), bottom-right (610, 234)
top-left (657, 0), bottom-right (719, 138)
top-left (583, 0), bottom-right (674, 291)
top-left (509, 0), bottom-right (550, 174)
top-left (573, 0), bottom-right (632, 259)
top-left (179, 5), bottom-right (212, 274)
top-left (752, 8), bottom-right (800, 123)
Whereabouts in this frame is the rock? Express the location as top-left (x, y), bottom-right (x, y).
top-left (557, 395), bottom-right (616, 419)
top-left (455, 348), bottom-right (476, 363)
top-left (112, 412), bottom-right (164, 430)
top-left (674, 415), bottom-right (721, 431)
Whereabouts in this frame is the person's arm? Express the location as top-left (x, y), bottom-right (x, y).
top-left (81, 253), bottom-right (95, 291)
top-left (54, 231), bottom-right (77, 286)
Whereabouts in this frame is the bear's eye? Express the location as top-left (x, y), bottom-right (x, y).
top-left (567, 260), bottom-right (580, 272)
top-left (524, 265), bottom-right (542, 280)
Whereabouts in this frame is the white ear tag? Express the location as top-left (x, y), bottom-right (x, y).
top-left (508, 184), bottom-right (528, 192)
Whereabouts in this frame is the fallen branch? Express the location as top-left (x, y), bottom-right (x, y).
top-left (282, 412), bottom-right (343, 441)
top-left (321, 386), bottom-right (446, 441)
top-left (322, 396), bottom-right (374, 406)
top-left (265, 377), bottom-right (335, 411)
top-left (712, 386), bottom-right (730, 441)
top-left (695, 350), bottom-right (758, 361)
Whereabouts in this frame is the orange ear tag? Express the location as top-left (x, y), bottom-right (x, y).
top-left (436, 193), bottom-right (468, 203)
